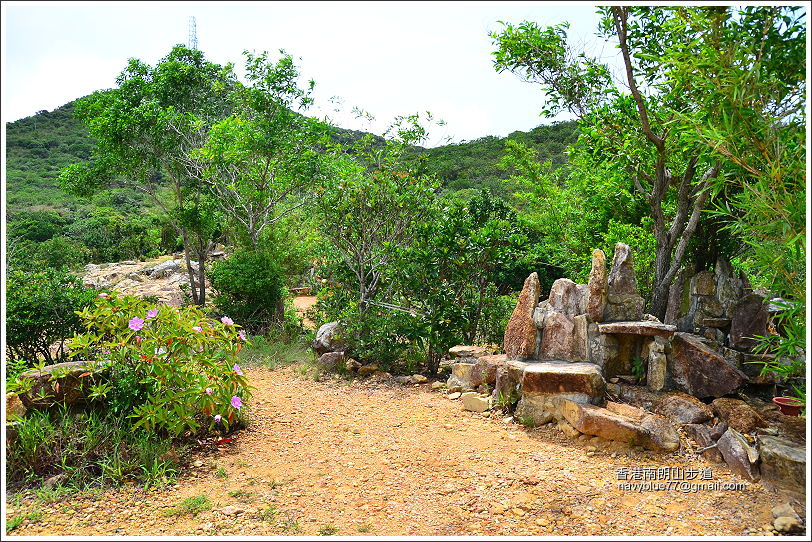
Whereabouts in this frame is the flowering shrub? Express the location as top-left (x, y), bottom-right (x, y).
top-left (68, 292), bottom-right (252, 437)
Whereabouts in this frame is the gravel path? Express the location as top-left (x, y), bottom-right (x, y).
top-left (6, 365), bottom-right (804, 536)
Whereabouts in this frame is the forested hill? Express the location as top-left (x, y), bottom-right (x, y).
top-left (6, 101), bottom-right (578, 216)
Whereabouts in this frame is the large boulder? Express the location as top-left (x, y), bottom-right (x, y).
top-left (447, 362), bottom-right (476, 392)
top-left (710, 398), bottom-right (767, 434)
top-left (493, 360), bottom-right (527, 409)
top-left (729, 294), bottom-right (769, 352)
top-left (607, 243), bottom-right (638, 296)
top-left (547, 278), bottom-right (582, 316)
top-left (16, 361), bottom-right (107, 409)
top-left (538, 312), bottom-right (587, 362)
top-left (315, 351), bottom-right (346, 372)
top-left (504, 272), bottom-right (540, 360)
top-left (586, 249), bottom-right (608, 322)
top-left (655, 392), bottom-right (713, 425)
top-left (757, 435), bottom-right (806, 488)
top-left (562, 401), bottom-right (679, 452)
top-left (149, 258), bottom-right (181, 279)
top-left (520, 361), bottom-right (606, 404)
top-left (471, 354), bottom-right (507, 387)
top-left (717, 428), bottom-right (760, 481)
top-left (669, 332), bottom-right (747, 398)
top-left (616, 384), bottom-right (664, 412)
top-left (312, 321), bottom-right (348, 355)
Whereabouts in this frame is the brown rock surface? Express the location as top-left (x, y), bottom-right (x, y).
top-left (504, 272), bottom-right (540, 360)
top-left (670, 333), bottom-right (747, 398)
top-left (729, 294), bottom-right (769, 352)
top-left (521, 362), bottom-right (606, 404)
top-left (607, 243), bottom-right (638, 296)
top-left (655, 392), bottom-right (713, 425)
top-left (711, 398), bottom-right (767, 434)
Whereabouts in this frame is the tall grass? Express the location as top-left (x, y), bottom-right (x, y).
top-left (7, 405), bottom-right (183, 490)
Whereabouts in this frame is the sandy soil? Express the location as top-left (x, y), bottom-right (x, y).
top-left (5, 365), bottom-right (804, 537)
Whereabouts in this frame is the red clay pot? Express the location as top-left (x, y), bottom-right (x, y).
top-left (773, 396), bottom-right (803, 416)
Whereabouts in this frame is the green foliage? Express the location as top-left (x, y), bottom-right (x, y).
top-left (6, 406), bottom-right (182, 489)
top-left (195, 50), bottom-right (329, 246)
top-left (318, 524), bottom-right (338, 536)
top-left (630, 356), bottom-right (647, 383)
top-left (165, 495), bottom-right (212, 517)
top-left (209, 249), bottom-right (285, 334)
top-left (67, 292), bottom-right (252, 436)
top-left (6, 268), bottom-right (100, 365)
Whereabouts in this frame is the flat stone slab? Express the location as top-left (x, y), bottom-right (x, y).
top-left (598, 321), bottom-right (676, 338)
top-left (449, 345), bottom-right (492, 359)
top-left (521, 361), bottom-right (605, 404)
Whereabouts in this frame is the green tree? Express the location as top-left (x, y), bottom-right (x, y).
top-left (195, 50), bottom-right (329, 247)
top-left (59, 45), bottom-right (236, 305)
top-left (651, 6), bottom-right (806, 388)
top-left (491, 11), bottom-right (727, 319)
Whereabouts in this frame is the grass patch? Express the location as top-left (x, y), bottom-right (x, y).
top-left (256, 505), bottom-right (277, 522)
top-left (215, 466), bottom-right (228, 479)
top-left (228, 489), bottom-right (254, 500)
top-left (238, 333), bottom-right (310, 370)
top-left (6, 508), bottom-right (43, 533)
top-left (6, 406), bottom-right (184, 491)
top-left (318, 524), bottom-right (338, 535)
top-left (164, 494), bottom-right (212, 517)
top-left (357, 523), bottom-right (373, 533)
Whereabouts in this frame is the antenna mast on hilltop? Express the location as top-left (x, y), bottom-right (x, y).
top-left (188, 16), bottom-right (198, 50)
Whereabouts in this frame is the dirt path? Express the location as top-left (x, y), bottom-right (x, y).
top-left (6, 365), bottom-right (803, 536)
top-left (292, 296), bottom-right (317, 329)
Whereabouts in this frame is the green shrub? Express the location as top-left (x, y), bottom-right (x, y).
top-left (66, 292), bottom-right (253, 436)
top-left (209, 249), bottom-right (285, 334)
top-left (6, 268), bottom-right (99, 365)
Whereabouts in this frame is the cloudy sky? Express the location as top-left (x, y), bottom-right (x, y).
top-left (2, 1), bottom-right (623, 145)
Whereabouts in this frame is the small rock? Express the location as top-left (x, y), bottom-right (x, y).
top-left (491, 504), bottom-right (506, 515)
top-left (771, 503), bottom-right (799, 521)
top-left (220, 504), bottom-right (245, 516)
top-left (411, 374), bottom-right (429, 384)
top-left (773, 516), bottom-right (802, 533)
top-left (193, 460), bottom-right (204, 467)
top-left (356, 364), bottom-right (379, 377)
top-left (511, 507), bottom-right (526, 517)
top-left (447, 392), bottom-right (462, 400)
top-left (536, 518), bottom-right (549, 527)
top-left (431, 381), bottom-right (444, 390)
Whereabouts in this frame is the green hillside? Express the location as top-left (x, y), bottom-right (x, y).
top-left (5, 99), bottom-right (576, 268)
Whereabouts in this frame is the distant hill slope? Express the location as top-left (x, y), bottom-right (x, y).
top-left (6, 100), bottom-right (577, 217)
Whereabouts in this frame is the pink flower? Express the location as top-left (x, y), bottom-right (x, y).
top-left (214, 414), bottom-right (222, 422)
top-left (146, 309), bottom-right (158, 319)
top-left (221, 316), bottom-right (234, 325)
top-left (128, 317), bottom-right (144, 331)
top-left (192, 326), bottom-right (203, 333)
top-left (205, 388), bottom-right (213, 395)
top-left (238, 330), bottom-right (247, 341)
top-left (231, 396), bottom-right (242, 409)
top-left (233, 364), bottom-right (243, 376)
top-left (98, 293), bottom-right (108, 298)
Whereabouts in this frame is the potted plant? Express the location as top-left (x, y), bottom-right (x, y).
top-left (772, 396), bottom-right (804, 416)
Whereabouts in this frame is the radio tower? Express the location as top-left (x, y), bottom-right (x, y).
top-left (188, 16), bottom-right (198, 50)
